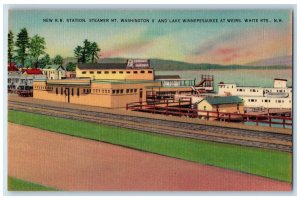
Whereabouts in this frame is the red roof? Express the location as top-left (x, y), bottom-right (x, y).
top-left (8, 63), bottom-right (19, 72)
top-left (24, 69), bottom-right (43, 75)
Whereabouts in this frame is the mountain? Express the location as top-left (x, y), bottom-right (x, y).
top-left (246, 56), bottom-right (292, 67)
top-left (63, 57), bottom-right (291, 70)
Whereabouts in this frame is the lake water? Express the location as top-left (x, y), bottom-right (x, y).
top-left (155, 69), bottom-right (293, 92)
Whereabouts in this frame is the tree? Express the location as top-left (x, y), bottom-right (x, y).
top-left (39, 54), bottom-right (51, 68)
top-left (8, 30), bottom-right (14, 66)
top-left (82, 39), bottom-right (91, 63)
top-left (29, 34), bottom-right (46, 68)
top-left (73, 39), bottom-right (100, 63)
top-left (53, 55), bottom-right (64, 65)
top-left (15, 28), bottom-right (30, 67)
top-left (90, 42), bottom-right (100, 63)
top-left (66, 62), bottom-right (76, 71)
top-left (74, 46), bottom-right (83, 63)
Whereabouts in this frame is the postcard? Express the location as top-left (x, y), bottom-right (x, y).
top-left (5, 5), bottom-right (293, 192)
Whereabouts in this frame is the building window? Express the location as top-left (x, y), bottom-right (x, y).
top-left (82, 71), bottom-right (86, 74)
top-left (148, 70), bottom-right (152, 74)
top-left (130, 89), bottom-right (133, 93)
top-left (126, 71), bottom-right (131, 74)
top-left (141, 70), bottom-right (145, 73)
top-left (112, 90), bottom-right (116, 94)
top-left (120, 89), bottom-right (124, 94)
top-left (71, 88), bottom-right (74, 96)
top-left (61, 88), bottom-right (63, 95)
top-left (77, 88), bottom-right (80, 96)
top-left (83, 89), bottom-right (86, 93)
top-left (97, 71), bottom-right (101, 74)
top-left (104, 71), bottom-right (109, 74)
top-left (56, 88), bottom-right (58, 95)
top-left (119, 71), bottom-right (124, 74)
top-left (134, 89), bottom-right (137, 93)
top-left (112, 71), bottom-right (116, 74)
top-left (133, 71), bottom-right (138, 74)
top-left (126, 89), bottom-right (129, 93)
top-left (90, 71), bottom-right (94, 74)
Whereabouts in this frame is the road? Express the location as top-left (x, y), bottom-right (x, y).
top-left (8, 123), bottom-right (292, 191)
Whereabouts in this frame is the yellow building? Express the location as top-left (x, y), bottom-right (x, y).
top-left (33, 79), bottom-right (161, 108)
top-left (76, 62), bottom-right (154, 80)
top-left (33, 60), bottom-right (196, 108)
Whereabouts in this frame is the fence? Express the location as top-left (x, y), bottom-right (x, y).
top-left (126, 102), bottom-right (292, 129)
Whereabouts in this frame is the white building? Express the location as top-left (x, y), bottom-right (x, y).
top-left (155, 75), bottom-right (195, 87)
top-left (8, 68), bottom-right (46, 91)
top-left (43, 65), bottom-right (66, 80)
top-left (218, 79), bottom-right (292, 109)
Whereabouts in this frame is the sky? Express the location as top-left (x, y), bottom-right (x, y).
top-left (8, 9), bottom-right (292, 65)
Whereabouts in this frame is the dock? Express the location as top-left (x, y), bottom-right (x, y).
top-left (246, 108), bottom-right (291, 117)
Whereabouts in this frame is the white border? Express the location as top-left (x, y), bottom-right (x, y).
top-left (1, 1), bottom-right (299, 200)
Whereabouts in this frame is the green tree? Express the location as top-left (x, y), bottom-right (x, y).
top-left (82, 39), bottom-right (91, 63)
top-left (66, 62), bottom-right (76, 71)
top-left (29, 34), bottom-right (46, 68)
top-left (8, 30), bottom-right (14, 66)
top-left (74, 46), bottom-right (83, 63)
top-left (53, 55), bottom-right (64, 65)
top-left (15, 28), bottom-right (30, 67)
top-left (39, 54), bottom-right (52, 68)
top-left (74, 39), bottom-right (100, 63)
top-left (90, 42), bottom-right (100, 63)
top-left (24, 56), bottom-right (34, 68)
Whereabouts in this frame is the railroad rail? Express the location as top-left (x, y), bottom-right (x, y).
top-left (8, 100), bottom-right (292, 152)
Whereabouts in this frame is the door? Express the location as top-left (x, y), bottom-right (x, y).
top-left (139, 88), bottom-right (143, 102)
top-left (65, 88), bottom-right (70, 103)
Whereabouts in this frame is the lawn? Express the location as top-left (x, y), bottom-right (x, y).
top-left (8, 176), bottom-right (57, 191)
top-left (8, 110), bottom-right (292, 183)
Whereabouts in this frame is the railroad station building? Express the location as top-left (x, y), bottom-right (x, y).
top-left (33, 59), bottom-right (195, 108)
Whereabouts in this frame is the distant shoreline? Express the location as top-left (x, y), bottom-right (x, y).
top-left (63, 57), bottom-right (292, 71)
top-left (156, 67), bottom-right (292, 71)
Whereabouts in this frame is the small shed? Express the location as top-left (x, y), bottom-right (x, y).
top-left (196, 96), bottom-right (244, 115)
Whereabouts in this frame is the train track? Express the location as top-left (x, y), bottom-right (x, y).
top-left (8, 100), bottom-right (292, 152)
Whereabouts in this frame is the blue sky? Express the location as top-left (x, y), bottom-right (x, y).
top-left (9, 9), bottom-right (292, 64)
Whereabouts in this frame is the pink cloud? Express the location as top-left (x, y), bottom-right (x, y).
top-left (101, 40), bottom-right (151, 59)
top-left (214, 48), bottom-right (239, 55)
top-left (187, 27), bottom-right (291, 65)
